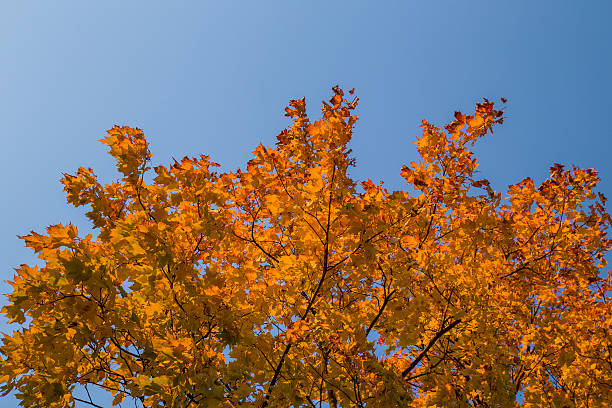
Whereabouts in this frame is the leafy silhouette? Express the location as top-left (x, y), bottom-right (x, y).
top-left (2, 88), bottom-right (610, 407)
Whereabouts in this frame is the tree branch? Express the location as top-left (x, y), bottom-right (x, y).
top-left (260, 165), bottom-right (336, 407)
top-left (401, 318), bottom-right (462, 378)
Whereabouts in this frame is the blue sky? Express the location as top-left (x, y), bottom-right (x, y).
top-left (2, 1), bottom-right (611, 406)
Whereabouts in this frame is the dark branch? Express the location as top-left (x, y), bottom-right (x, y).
top-left (401, 318), bottom-right (462, 378)
top-left (261, 165), bottom-right (337, 407)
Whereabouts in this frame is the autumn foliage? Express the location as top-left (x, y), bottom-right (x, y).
top-left (1, 87), bottom-right (611, 407)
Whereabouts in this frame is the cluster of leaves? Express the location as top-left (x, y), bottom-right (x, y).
top-left (1, 87), bottom-right (611, 407)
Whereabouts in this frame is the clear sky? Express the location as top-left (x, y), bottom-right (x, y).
top-left (2, 1), bottom-right (611, 406)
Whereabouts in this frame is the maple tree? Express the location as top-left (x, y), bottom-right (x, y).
top-left (1, 87), bottom-right (611, 408)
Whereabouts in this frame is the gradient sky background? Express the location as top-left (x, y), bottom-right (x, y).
top-left (2, 1), bottom-right (611, 406)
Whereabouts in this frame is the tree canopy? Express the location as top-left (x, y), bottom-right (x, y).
top-left (1, 87), bottom-right (611, 407)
